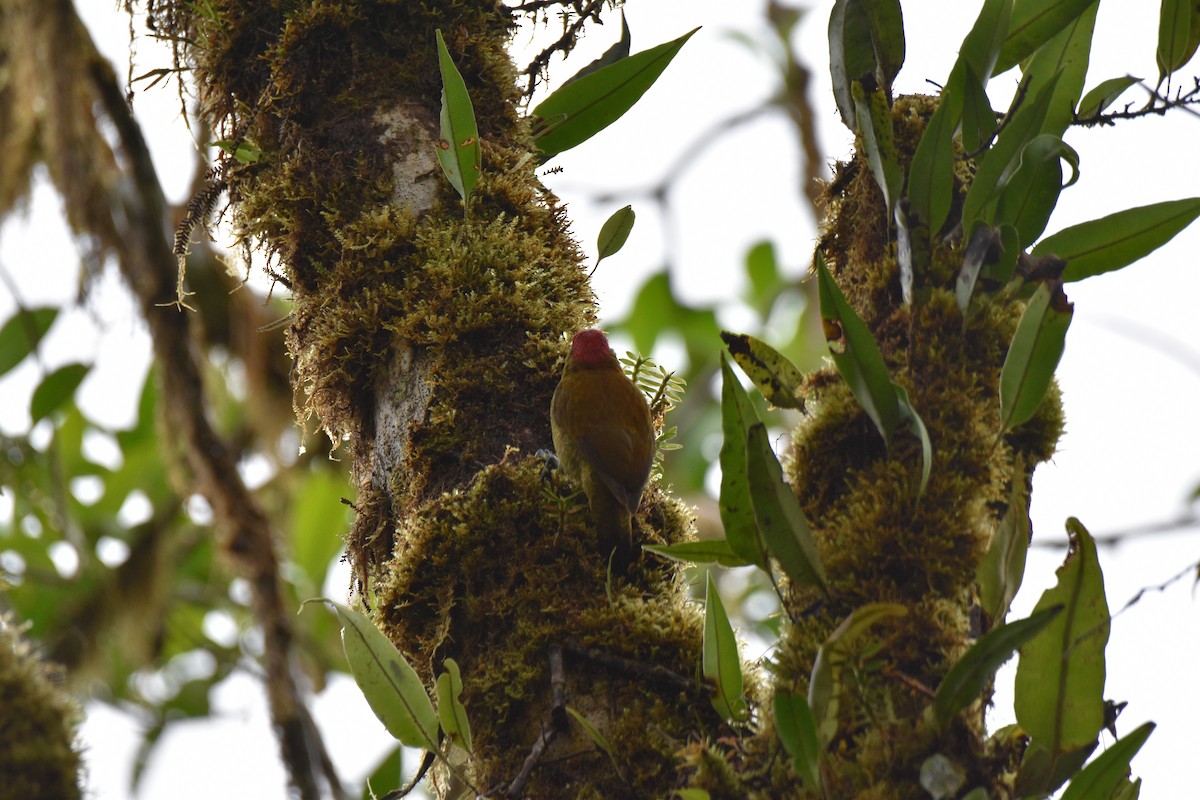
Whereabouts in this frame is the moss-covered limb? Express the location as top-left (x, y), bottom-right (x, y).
top-left (377, 455), bottom-right (720, 795)
top-left (0, 614), bottom-right (84, 800)
top-left (745, 96), bottom-right (1065, 798)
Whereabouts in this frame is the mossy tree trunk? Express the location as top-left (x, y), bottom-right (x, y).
top-left (159, 2), bottom-right (1061, 798)
top-left (159, 2), bottom-right (719, 797)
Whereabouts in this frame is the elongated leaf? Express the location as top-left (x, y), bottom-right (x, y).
top-left (907, 0), bottom-right (1008, 231)
top-left (0, 307), bottom-right (57, 378)
top-left (1035, 198), bottom-right (1200, 282)
top-left (1077, 75), bottom-right (1141, 118)
top-left (308, 600), bottom-right (438, 750)
top-left (1014, 518), bottom-right (1110, 752)
top-left (1016, 740), bottom-right (1097, 798)
top-left (809, 604), bottom-right (907, 742)
top-left (861, 0), bottom-right (906, 90)
top-left (718, 354), bottom-right (769, 568)
top-left (30, 362), bottom-right (90, 423)
top-left (995, 0), bottom-right (1098, 75)
top-left (906, 71), bottom-right (961, 235)
top-left (1157, 0), bottom-right (1198, 82)
top-left (829, 0), bottom-right (906, 130)
top-left (977, 461), bottom-right (1031, 623)
top-left (852, 78), bottom-right (903, 218)
top-left (436, 659), bottom-right (472, 754)
top-left (1019, 1), bottom-right (1098, 138)
top-left (993, 134), bottom-right (1079, 247)
top-left (565, 707), bottom-right (619, 768)
top-left (960, 64), bottom-right (995, 154)
top-left (933, 605), bottom-right (1063, 730)
top-left (1060, 722), bottom-right (1154, 800)
top-left (816, 254), bottom-right (900, 444)
top-left (744, 240), bottom-right (783, 315)
top-left (643, 539), bottom-right (752, 567)
top-left (828, 0), bottom-right (878, 129)
top-left (999, 281), bottom-right (1073, 433)
top-left (435, 30), bottom-right (481, 210)
top-left (720, 331), bottom-right (805, 410)
top-left (561, 12), bottom-right (631, 88)
top-left (961, 72), bottom-right (1062, 237)
top-left (1112, 778), bottom-right (1143, 800)
top-left (703, 573), bottom-right (747, 721)
top-left (959, 0), bottom-right (1013, 83)
top-left (532, 28), bottom-right (699, 160)
top-left (596, 205), bottom-right (635, 265)
top-left (774, 689), bottom-right (821, 789)
top-left (957, 225), bottom-right (1002, 314)
top-left (745, 422), bottom-right (827, 592)
top-left (895, 385), bottom-right (932, 497)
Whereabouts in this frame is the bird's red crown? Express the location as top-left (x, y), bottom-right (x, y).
top-left (569, 329), bottom-right (615, 367)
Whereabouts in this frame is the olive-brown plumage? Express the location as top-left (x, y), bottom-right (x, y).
top-left (551, 329), bottom-right (655, 569)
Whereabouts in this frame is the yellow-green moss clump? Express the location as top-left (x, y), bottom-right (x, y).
top-left (0, 614), bottom-right (84, 800)
top-left (376, 453), bottom-right (726, 796)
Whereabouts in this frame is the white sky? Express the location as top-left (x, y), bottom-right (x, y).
top-left (0, 1), bottom-right (1196, 797)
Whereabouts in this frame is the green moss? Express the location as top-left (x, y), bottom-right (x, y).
top-left (0, 614), bottom-right (83, 800)
top-left (375, 455), bottom-right (714, 796)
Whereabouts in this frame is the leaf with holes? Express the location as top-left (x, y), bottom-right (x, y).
top-left (435, 30), bottom-right (481, 210)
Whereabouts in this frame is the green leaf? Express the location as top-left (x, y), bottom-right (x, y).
top-left (718, 354), bottom-right (769, 568)
top-left (673, 791), bottom-right (712, 800)
top-left (1061, 722), bottom-right (1154, 800)
top-left (745, 422), bottom-right (828, 592)
top-left (816, 254), bottom-right (900, 445)
top-left (290, 470), bottom-right (352, 590)
top-left (999, 281), bottom-right (1073, 434)
top-left (852, 78), bottom-right (903, 218)
top-left (360, 746), bottom-right (404, 800)
top-left (774, 689), bottom-right (821, 789)
top-left (532, 27), bottom-right (699, 160)
top-left (436, 658), bottom-right (472, 754)
top-left (1014, 518), bottom-right (1110, 752)
top-left (743, 240), bottom-right (783, 314)
top-left (1077, 75), bottom-right (1141, 118)
top-left (1157, 0), bottom-right (1200, 82)
top-left (992, 133), bottom-right (1080, 247)
top-left (565, 706), bottom-right (618, 766)
top-left (995, 0), bottom-right (1098, 75)
top-left (561, 12), bottom-right (631, 88)
top-left (703, 572), bottom-right (747, 721)
top-left (906, 71), bottom-right (961, 235)
top-left (977, 461), bottom-right (1031, 623)
top-left (1112, 778), bottom-right (1143, 800)
top-left (828, 0), bottom-right (879, 129)
top-left (435, 30), bottom-right (481, 210)
top-left (30, 362), bottom-right (90, 423)
top-left (308, 600), bottom-right (438, 750)
top-left (720, 331), bottom-right (806, 410)
top-left (0, 307), bottom-right (57, 379)
top-left (828, 0), bottom-right (906, 130)
top-left (894, 385), bottom-right (932, 498)
top-left (1018, 0), bottom-right (1098, 138)
top-left (959, 64), bottom-right (995, 154)
top-left (961, 72), bottom-right (1062, 237)
top-left (595, 204), bottom-right (636, 265)
top-left (809, 604), bottom-right (907, 743)
top-left (1016, 740), bottom-right (1097, 798)
top-left (959, 0), bottom-right (1013, 82)
top-left (643, 539), bottom-right (752, 567)
top-left (1035, 198), bottom-right (1200, 282)
top-left (933, 605), bottom-right (1063, 730)
top-left (211, 139), bottom-right (262, 164)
